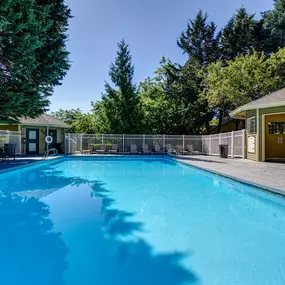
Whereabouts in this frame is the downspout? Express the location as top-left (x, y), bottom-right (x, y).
top-left (46, 125), bottom-right (49, 152)
top-left (256, 108), bottom-right (260, 161)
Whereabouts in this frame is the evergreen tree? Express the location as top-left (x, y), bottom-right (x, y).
top-left (176, 11), bottom-right (217, 133)
top-left (0, 0), bottom-right (71, 120)
top-left (177, 10), bottom-right (219, 68)
top-left (220, 7), bottom-right (265, 60)
top-left (263, 0), bottom-right (285, 52)
top-left (102, 40), bottom-right (140, 133)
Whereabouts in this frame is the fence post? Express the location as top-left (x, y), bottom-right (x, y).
top-left (182, 135), bottom-right (185, 150)
top-left (219, 132), bottom-right (222, 145)
top-left (68, 133), bottom-right (71, 154)
top-left (123, 134), bottom-right (125, 155)
top-left (6, 130), bottom-right (9, 144)
top-left (163, 134), bottom-right (166, 153)
top-left (201, 135), bottom-right (204, 154)
top-left (102, 134), bottom-right (104, 144)
top-left (80, 134), bottom-right (83, 153)
top-left (209, 134), bottom-right (212, 156)
top-left (143, 134), bottom-right (145, 145)
top-left (242, 129), bottom-right (246, 159)
top-left (231, 131), bottom-right (234, 158)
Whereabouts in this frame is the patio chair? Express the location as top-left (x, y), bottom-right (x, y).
top-left (142, 144), bottom-right (151, 154)
top-left (165, 144), bottom-right (177, 155)
top-left (130, 144), bottom-right (138, 154)
top-left (109, 144), bottom-right (118, 154)
top-left (176, 145), bottom-right (188, 155)
top-left (154, 144), bottom-right (163, 154)
top-left (3, 143), bottom-right (16, 160)
top-left (187, 145), bottom-right (200, 155)
top-left (96, 144), bottom-right (106, 154)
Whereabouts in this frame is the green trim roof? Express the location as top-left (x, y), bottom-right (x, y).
top-left (231, 88), bottom-right (285, 117)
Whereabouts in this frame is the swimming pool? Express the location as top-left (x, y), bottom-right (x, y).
top-left (0, 156), bottom-right (284, 285)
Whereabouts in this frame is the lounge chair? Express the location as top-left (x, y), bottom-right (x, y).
top-left (176, 145), bottom-right (188, 155)
top-left (154, 144), bottom-right (163, 154)
top-left (142, 144), bottom-right (151, 154)
top-left (165, 144), bottom-right (177, 155)
top-left (109, 144), bottom-right (118, 154)
top-left (187, 144), bottom-right (200, 155)
top-left (96, 144), bottom-right (106, 154)
top-left (130, 144), bottom-right (138, 154)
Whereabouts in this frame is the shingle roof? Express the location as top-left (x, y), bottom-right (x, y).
top-left (231, 88), bottom-right (285, 117)
top-left (19, 114), bottom-right (69, 128)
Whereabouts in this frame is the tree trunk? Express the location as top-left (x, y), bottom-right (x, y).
top-left (205, 121), bottom-right (211, 135)
top-left (217, 109), bottom-right (223, 134)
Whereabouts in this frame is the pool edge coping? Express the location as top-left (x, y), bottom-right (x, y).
top-left (171, 156), bottom-right (285, 198)
top-left (1, 154), bottom-right (284, 198)
top-left (0, 156), bottom-right (65, 174)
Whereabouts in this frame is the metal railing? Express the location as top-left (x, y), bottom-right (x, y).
top-left (65, 130), bottom-right (246, 158)
top-left (42, 148), bottom-right (58, 159)
top-left (0, 130), bottom-right (22, 155)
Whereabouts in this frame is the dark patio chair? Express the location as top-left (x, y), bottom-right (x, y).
top-left (3, 143), bottom-right (16, 161)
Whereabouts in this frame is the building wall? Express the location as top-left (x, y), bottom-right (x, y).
top-left (21, 126), bottom-right (65, 155)
top-left (0, 124), bottom-right (20, 131)
top-left (245, 110), bottom-right (258, 161)
top-left (209, 119), bottom-right (244, 134)
top-left (245, 106), bottom-right (285, 161)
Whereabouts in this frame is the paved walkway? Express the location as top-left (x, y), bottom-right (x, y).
top-left (176, 155), bottom-right (285, 196)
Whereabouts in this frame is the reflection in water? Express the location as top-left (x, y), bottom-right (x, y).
top-left (0, 161), bottom-right (197, 285)
top-left (87, 181), bottom-right (197, 285)
top-left (0, 191), bottom-right (68, 285)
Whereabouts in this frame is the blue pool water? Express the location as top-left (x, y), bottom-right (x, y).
top-left (0, 157), bottom-right (284, 285)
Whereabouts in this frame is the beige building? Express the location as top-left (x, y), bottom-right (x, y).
top-left (231, 88), bottom-right (285, 162)
top-left (0, 114), bottom-right (69, 155)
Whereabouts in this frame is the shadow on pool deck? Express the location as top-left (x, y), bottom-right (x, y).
top-left (0, 166), bottom-right (198, 285)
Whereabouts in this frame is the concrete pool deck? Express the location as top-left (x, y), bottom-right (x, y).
top-left (176, 155), bottom-right (285, 196)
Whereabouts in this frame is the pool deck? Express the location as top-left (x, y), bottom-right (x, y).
top-left (176, 155), bottom-right (285, 196)
top-left (0, 156), bottom-right (62, 172)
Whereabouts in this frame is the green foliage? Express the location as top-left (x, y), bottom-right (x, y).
top-left (178, 10), bottom-right (219, 68)
top-left (54, 2), bottom-right (285, 136)
top-left (101, 40), bottom-right (141, 133)
top-left (202, 48), bottom-right (285, 112)
top-left (52, 108), bottom-right (82, 126)
top-left (52, 108), bottom-right (97, 134)
top-left (263, 0), bottom-right (285, 52)
top-left (220, 7), bottom-right (266, 60)
top-left (0, 0), bottom-right (71, 120)
top-left (138, 61), bottom-right (178, 134)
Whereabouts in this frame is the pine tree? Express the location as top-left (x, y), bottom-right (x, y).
top-left (0, 0), bottom-right (71, 120)
top-left (102, 40), bottom-right (140, 133)
top-left (177, 10), bottom-right (220, 68)
top-left (263, 0), bottom-right (285, 52)
top-left (176, 11), bottom-right (218, 133)
top-left (220, 7), bottom-right (265, 60)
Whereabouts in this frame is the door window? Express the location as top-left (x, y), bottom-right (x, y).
top-left (268, 122), bottom-right (285, 134)
top-left (29, 143), bottom-right (37, 152)
top-left (29, 130), bottom-right (37, 140)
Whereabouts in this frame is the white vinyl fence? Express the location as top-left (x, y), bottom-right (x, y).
top-left (0, 130), bottom-right (22, 155)
top-left (65, 130), bottom-right (246, 158)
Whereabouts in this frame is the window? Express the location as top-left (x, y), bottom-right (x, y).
top-left (247, 116), bottom-right (256, 133)
top-left (268, 122), bottom-right (285, 134)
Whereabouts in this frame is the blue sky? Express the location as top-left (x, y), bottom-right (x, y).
top-left (51, 0), bottom-right (274, 113)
